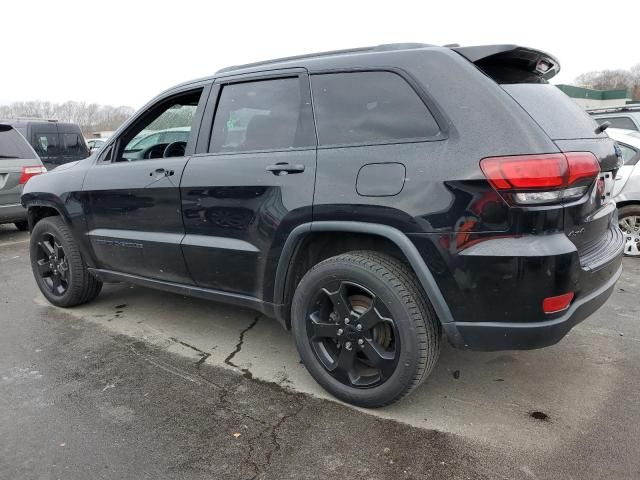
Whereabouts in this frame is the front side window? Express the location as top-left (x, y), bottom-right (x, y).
top-left (117, 89), bottom-right (203, 162)
top-left (311, 71), bottom-right (440, 146)
top-left (210, 77), bottom-right (312, 153)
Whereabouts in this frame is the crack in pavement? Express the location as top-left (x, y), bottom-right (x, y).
top-left (119, 318), bottom-right (308, 479)
top-left (246, 401), bottom-right (305, 480)
top-left (169, 337), bottom-right (212, 369)
top-left (224, 315), bottom-right (261, 379)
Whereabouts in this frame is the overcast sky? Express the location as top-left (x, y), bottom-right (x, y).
top-left (1, 0), bottom-right (637, 109)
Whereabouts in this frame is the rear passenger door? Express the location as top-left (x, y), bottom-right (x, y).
top-left (309, 70), bottom-right (443, 223)
top-left (180, 70), bottom-right (316, 299)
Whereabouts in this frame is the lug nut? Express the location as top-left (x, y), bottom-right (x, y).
top-left (345, 342), bottom-right (352, 350)
top-left (344, 318), bottom-right (350, 324)
top-left (357, 339), bottom-right (364, 346)
top-left (337, 328), bottom-right (343, 336)
top-left (356, 324), bottom-right (362, 331)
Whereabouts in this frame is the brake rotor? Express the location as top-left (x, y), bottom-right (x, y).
top-left (349, 294), bottom-right (393, 349)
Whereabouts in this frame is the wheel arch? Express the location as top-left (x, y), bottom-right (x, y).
top-left (25, 199), bottom-right (97, 269)
top-left (273, 221), bottom-right (456, 331)
top-left (616, 200), bottom-right (640, 210)
top-left (26, 202), bottom-right (64, 231)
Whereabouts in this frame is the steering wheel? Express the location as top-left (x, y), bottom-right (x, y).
top-left (143, 143), bottom-right (168, 159)
top-left (163, 141), bottom-right (187, 158)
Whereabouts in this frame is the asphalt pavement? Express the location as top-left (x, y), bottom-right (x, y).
top-left (1, 223), bottom-right (639, 479)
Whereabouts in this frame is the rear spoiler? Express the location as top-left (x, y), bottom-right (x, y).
top-left (452, 45), bottom-right (560, 81)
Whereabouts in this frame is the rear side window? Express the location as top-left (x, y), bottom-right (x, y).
top-left (311, 72), bottom-right (439, 146)
top-left (597, 116), bottom-right (638, 131)
top-left (0, 126), bottom-right (36, 159)
top-left (210, 77), bottom-right (313, 153)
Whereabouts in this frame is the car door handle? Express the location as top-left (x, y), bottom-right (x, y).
top-left (265, 163), bottom-right (305, 176)
top-left (149, 168), bottom-right (174, 177)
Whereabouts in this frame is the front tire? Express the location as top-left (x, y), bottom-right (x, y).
top-left (291, 251), bottom-right (440, 408)
top-left (30, 216), bottom-right (102, 307)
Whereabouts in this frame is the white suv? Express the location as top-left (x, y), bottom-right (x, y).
top-left (607, 128), bottom-right (640, 256)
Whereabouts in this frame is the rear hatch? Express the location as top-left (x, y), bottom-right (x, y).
top-left (455, 45), bottom-right (622, 267)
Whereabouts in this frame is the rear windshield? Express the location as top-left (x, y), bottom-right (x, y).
top-left (0, 125), bottom-right (37, 159)
top-left (501, 83), bottom-right (604, 140)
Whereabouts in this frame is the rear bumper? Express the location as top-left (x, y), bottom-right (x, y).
top-left (0, 203), bottom-right (26, 223)
top-left (442, 262), bottom-right (622, 350)
top-left (408, 222), bottom-right (624, 351)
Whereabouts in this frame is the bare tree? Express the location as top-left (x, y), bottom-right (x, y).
top-left (0, 101), bottom-right (135, 135)
top-left (574, 63), bottom-right (640, 100)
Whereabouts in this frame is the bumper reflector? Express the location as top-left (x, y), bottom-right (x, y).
top-left (543, 292), bottom-right (575, 314)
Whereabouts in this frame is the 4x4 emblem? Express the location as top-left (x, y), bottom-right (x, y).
top-left (568, 228), bottom-right (585, 237)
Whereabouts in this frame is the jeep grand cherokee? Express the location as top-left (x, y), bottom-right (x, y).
top-left (22, 43), bottom-right (624, 407)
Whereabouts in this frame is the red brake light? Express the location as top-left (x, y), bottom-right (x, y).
top-left (19, 166), bottom-right (47, 184)
top-left (480, 152), bottom-right (600, 205)
top-left (565, 152), bottom-right (601, 186)
top-left (480, 154), bottom-right (567, 190)
top-left (543, 292), bottom-right (574, 314)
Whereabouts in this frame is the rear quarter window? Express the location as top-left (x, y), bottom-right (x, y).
top-left (310, 71), bottom-right (440, 146)
top-left (501, 83), bottom-right (604, 140)
top-left (0, 126), bottom-right (37, 159)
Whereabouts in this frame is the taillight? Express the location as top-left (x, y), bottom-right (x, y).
top-left (480, 152), bottom-right (600, 205)
top-left (19, 166), bottom-right (47, 184)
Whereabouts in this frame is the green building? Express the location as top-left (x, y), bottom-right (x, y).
top-left (556, 84), bottom-right (632, 109)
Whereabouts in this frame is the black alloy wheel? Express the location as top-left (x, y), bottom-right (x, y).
top-left (34, 232), bottom-right (70, 296)
top-left (30, 216), bottom-right (102, 307)
top-left (306, 280), bottom-right (399, 388)
top-left (292, 251), bottom-right (441, 408)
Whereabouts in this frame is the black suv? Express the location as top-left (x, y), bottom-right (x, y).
top-left (4, 119), bottom-right (90, 170)
top-left (22, 44), bottom-right (624, 407)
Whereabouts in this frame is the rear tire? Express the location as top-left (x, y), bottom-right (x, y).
top-left (618, 205), bottom-right (640, 257)
top-left (14, 221), bottom-right (28, 231)
top-left (291, 251), bottom-right (440, 408)
top-left (30, 216), bottom-right (102, 307)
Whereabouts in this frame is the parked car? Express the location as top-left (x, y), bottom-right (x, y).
top-left (0, 124), bottom-right (46, 230)
top-left (127, 126), bottom-right (191, 151)
top-left (86, 138), bottom-right (107, 152)
top-left (589, 105), bottom-right (640, 132)
top-left (2, 119), bottom-right (90, 170)
top-left (606, 128), bottom-right (640, 256)
top-left (22, 43), bottom-right (624, 407)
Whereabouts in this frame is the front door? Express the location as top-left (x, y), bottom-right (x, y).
top-left (82, 87), bottom-right (208, 284)
top-left (180, 72), bottom-right (317, 300)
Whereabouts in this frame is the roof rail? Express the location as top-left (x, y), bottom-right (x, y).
top-left (0, 116), bottom-right (58, 122)
top-left (586, 105), bottom-right (640, 114)
top-left (216, 43), bottom-right (432, 74)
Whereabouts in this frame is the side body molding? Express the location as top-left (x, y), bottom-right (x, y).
top-left (274, 221), bottom-right (456, 327)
